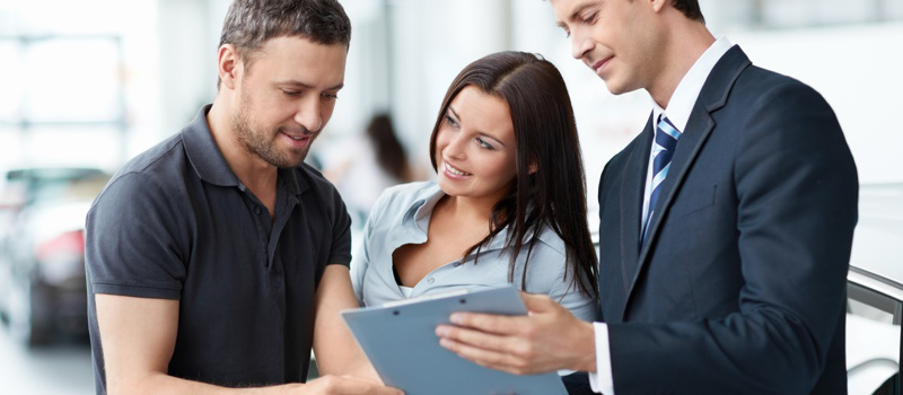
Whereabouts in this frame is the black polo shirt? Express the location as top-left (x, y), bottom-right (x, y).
top-left (85, 105), bottom-right (352, 393)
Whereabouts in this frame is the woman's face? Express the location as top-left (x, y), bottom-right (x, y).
top-left (435, 86), bottom-right (518, 204)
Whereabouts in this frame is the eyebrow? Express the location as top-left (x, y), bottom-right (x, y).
top-left (448, 105), bottom-right (461, 121)
top-left (277, 80), bottom-right (344, 91)
top-left (446, 105), bottom-right (508, 148)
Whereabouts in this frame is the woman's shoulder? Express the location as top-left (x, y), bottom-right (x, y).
top-left (529, 223), bottom-right (568, 259)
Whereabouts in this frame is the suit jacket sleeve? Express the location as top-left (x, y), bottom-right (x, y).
top-left (606, 80), bottom-right (858, 393)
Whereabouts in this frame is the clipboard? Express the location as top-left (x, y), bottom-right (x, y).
top-left (341, 285), bottom-right (567, 395)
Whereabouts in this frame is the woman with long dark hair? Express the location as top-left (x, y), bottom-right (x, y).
top-left (351, 51), bottom-right (598, 390)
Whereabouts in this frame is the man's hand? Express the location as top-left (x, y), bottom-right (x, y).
top-left (299, 375), bottom-right (402, 395)
top-left (435, 292), bottom-right (596, 375)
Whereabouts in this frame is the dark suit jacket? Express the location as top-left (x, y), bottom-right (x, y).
top-left (596, 46), bottom-right (858, 394)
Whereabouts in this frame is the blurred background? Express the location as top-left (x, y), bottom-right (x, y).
top-left (0, 0), bottom-right (901, 393)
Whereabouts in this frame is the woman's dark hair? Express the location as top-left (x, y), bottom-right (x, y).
top-left (428, 51), bottom-right (598, 299)
top-left (367, 113), bottom-right (411, 183)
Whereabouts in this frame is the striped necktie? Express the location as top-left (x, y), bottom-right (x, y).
top-left (642, 115), bottom-right (681, 244)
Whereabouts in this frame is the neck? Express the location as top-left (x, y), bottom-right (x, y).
top-left (648, 17), bottom-right (716, 109)
top-left (207, 100), bottom-right (278, 195)
top-left (438, 192), bottom-right (505, 228)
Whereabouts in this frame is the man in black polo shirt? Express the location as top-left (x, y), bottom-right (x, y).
top-left (85, 1), bottom-right (400, 394)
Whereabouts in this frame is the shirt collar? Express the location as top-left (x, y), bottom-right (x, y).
top-left (403, 183), bottom-right (546, 253)
top-left (182, 104), bottom-right (307, 197)
top-left (182, 105), bottom-right (241, 187)
top-left (654, 36), bottom-right (733, 132)
top-left (406, 183), bottom-right (445, 234)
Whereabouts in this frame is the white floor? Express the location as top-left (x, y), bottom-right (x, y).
top-left (0, 327), bottom-right (95, 395)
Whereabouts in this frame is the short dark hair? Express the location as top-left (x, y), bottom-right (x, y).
top-left (217, 0), bottom-right (351, 84)
top-left (429, 51), bottom-right (598, 299)
top-left (671, 0), bottom-right (705, 23)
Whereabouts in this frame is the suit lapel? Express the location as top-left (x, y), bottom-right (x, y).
top-left (619, 114), bottom-right (654, 291)
top-left (622, 46), bottom-right (753, 313)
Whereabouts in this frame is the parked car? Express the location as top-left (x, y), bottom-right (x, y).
top-left (0, 167), bottom-right (110, 347)
top-left (846, 183), bottom-right (902, 395)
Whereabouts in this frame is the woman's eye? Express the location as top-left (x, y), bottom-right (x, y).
top-left (476, 138), bottom-right (494, 150)
top-left (282, 90), bottom-right (301, 97)
top-left (322, 92), bottom-right (339, 100)
top-left (445, 115), bottom-right (459, 128)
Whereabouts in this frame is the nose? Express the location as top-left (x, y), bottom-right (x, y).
top-left (570, 30), bottom-right (593, 61)
top-left (442, 131), bottom-right (467, 160)
top-left (294, 96), bottom-right (323, 133)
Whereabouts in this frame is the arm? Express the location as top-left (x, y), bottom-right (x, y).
top-left (604, 82), bottom-right (858, 393)
top-left (96, 294), bottom-right (304, 394)
top-left (350, 185), bottom-right (396, 305)
top-left (313, 183), bottom-right (385, 382)
top-left (438, 82), bottom-right (857, 393)
top-left (312, 264), bottom-right (380, 381)
top-left (90, 176), bottom-right (398, 395)
top-left (436, 292), bottom-right (596, 375)
top-left (96, 278), bottom-right (395, 395)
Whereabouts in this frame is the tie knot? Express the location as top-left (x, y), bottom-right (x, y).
top-left (655, 115), bottom-right (680, 151)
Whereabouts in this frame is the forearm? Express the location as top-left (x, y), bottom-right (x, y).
top-left (337, 357), bottom-right (381, 382)
top-left (107, 372), bottom-right (305, 395)
top-left (312, 265), bottom-right (380, 382)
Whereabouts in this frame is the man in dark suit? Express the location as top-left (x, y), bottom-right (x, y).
top-left (435, 0), bottom-right (858, 393)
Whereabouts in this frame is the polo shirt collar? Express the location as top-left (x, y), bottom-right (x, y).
top-left (182, 105), bottom-right (241, 188)
top-left (278, 167), bottom-right (306, 197)
top-left (181, 105), bottom-right (309, 197)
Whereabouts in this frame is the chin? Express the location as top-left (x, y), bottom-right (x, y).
top-left (436, 178), bottom-right (464, 196)
top-left (604, 81), bottom-right (630, 96)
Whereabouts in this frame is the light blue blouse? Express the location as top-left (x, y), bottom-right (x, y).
top-left (350, 181), bottom-right (595, 322)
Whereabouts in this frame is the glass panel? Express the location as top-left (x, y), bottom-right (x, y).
top-left (19, 125), bottom-right (123, 170)
top-left (847, 282), bottom-right (901, 394)
top-left (21, 37), bottom-right (121, 123)
top-left (0, 40), bottom-right (22, 122)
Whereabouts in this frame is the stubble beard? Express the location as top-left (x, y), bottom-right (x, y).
top-left (232, 93), bottom-right (310, 169)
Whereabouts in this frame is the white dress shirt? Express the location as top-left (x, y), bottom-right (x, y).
top-left (588, 36), bottom-right (733, 394)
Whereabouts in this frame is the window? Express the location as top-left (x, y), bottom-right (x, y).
top-left (847, 270), bottom-right (902, 395)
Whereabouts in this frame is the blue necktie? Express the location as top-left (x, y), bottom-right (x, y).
top-left (642, 115), bottom-right (681, 243)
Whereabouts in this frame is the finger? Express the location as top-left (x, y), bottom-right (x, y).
top-left (520, 292), bottom-right (554, 312)
top-left (435, 324), bottom-right (513, 354)
top-left (439, 336), bottom-right (536, 376)
top-left (448, 312), bottom-right (526, 335)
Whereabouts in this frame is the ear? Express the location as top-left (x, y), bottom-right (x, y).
top-left (217, 44), bottom-right (240, 90)
top-left (528, 161), bottom-right (539, 175)
top-left (650, 0), bottom-right (668, 13)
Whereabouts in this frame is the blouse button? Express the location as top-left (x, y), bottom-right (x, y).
top-left (254, 206), bottom-right (262, 215)
top-left (427, 277), bottom-right (435, 284)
